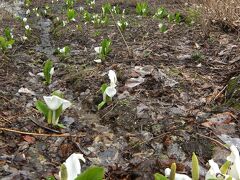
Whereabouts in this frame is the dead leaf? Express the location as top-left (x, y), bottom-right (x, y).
top-left (201, 112), bottom-right (234, 128)
top-left (22, 135), bottom-right (35, 144)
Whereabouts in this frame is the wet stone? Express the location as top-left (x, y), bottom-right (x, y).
top-left (98, 148), bottom-right (120, 165)
top-left (167, 143), bottom-right (186, 162)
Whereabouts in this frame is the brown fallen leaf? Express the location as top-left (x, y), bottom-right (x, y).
top-left (22, 135), bottom-right (35, 144)
top-left (201, 112), bottom-right (235, 128)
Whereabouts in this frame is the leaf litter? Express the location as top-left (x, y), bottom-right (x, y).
top-left (0, 0), bottom-right (240, 179)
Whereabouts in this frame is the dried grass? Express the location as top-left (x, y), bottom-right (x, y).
top-left (190, 0), bottom-right (240, 34)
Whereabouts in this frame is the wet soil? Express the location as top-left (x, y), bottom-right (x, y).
top-left (0, 0), bottom-right (240, 179)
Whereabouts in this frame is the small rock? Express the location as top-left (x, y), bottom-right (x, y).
top-left (134, 65), bottom-right (154, 77)
top-left (218, 134), bottom-right (240, 151)
top-left (136, 103), bottom-right (149, 118)
top-left (177, 54), bottom-right (191, 61)
top-left (118, 91), bottom-right (130, 99)
top-left (168, 106), bottom-right (186, 116)
top-left (62, 116), bottom-right (75, 127)
top-left (167, 143), bottom-right (186, 161)
top-left (125, 76), bottom-right (145, 88)
top-left (195, 112), bottom-right (211, 123)
top-left (18, 87), bottom-right (36, 96)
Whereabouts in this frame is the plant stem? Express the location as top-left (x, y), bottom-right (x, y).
top-left (108, 5), bottom-right (132, 57)
top-left (52, 110), bottom-right (56, 125)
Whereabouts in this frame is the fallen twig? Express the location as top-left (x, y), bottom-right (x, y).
top-left (0, 127), bottom-right (85, 137)
top-left (29, 117), bottom-right (61, 134)
top-left (196, 132), bottom-right (229, 151)
top-left (211, 85), bottom-right (227, 103)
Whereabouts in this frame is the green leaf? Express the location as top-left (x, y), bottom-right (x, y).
top-left (174, 12), bottom-right (181, 23)
top-left (35, 100), bottom-right (49, 118)
top-left (100, 39), bottom-right (111, 59)
top-left (102, 3), bottom-right (111, 16)
top-left (65, 0), bottom-right (75, 8)
top-left (136, 2), bottom-right (149, 16)
top-left (100, 83), bottom-right (108, 94)
top-left (154, 7), bottom-right (168, 19)
top-left (192, 152), bottom-right (199, 180)
top-left (7, 39), bottom-right (15, 46)
top-left (64, 46), bottom-right (71, 55)
top-left (168, 14), bottom-right (175, 22)
top-left (98, 101), bottom-right (106, 110)
top-left (57, 123), bottom-right (66, 128)
top-left (60, 164), bottom-right (68, 180)
top-left (111, 5), bottom-right (121, 14)
top-left (159, 23), bottom-right (167, 33)
top-left (0, 36), bottom-right (7, 50)
top-left (83, 11), bottom-right (92, 22)
top-left (0, 36), bottom-right (14, 51)
top-left (47, 110), bottom-right (52, 124)
top-left (4, 27), bottom-right (12, 40)
top-left (154, 173), bottom-right (168, 180)
top-left (52, 90), bottom-right (64, 98)
top-left (54, 105), bottom-right (63, 125)
top-left (220, 160), bottom-right (231, 174)
top-left (43, 59), bottom-right (53, 85)
top-left (45, 176), bottom-right (56, 180)
top-left (169, 163), bottom-right (176, 180)
top-left (75, 166), bottom-right (104, 180)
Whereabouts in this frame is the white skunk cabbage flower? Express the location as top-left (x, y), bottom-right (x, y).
top-left (23, 17), bottom-right (27, 22)
top-left (94, 47), bottom-right (102, 54)
top-left (165, 168), bottom-right (192, 180)
top-left (43, 95), bottom-right (71, 111)
top-left (25, 25), bottom-right (31, 30)
top-left (37, 67), bottom-right (54, 78)
top-left (50, 67), bottom-right (54, 76)
top-left (62, 20), bottom-right (67, 27)
top-left (227, 145), bottom-right (240, 180)
top-left (58, 47), bottom-right (65, 53)
top-left (205, 160), bottom-right (222, 180)
top-left (21, 36), bottom-right (28, 41)
top-left (59, 153), bottom-right (86, 180)
top-left (105, 70), bottom-right (117, 98)
top-left (26, 9), bottom-right (30, 15)
top-left (94, 59), bottom-right (102, 63)
top-left (79, 6), bottom-right (84, 11)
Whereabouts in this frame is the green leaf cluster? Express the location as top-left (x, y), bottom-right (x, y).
top-left (83, 11), bottom-right (92, 22)
top-left (67, 9), bottom-right (77, 21)
top-left (136, 2), bottom-right (149, 16)
top-left (65, 0), bottom-right (75, 8)
top-left (43, 59), bottom-right (53, 85)
top-left (0, 27), bottom-right (14, 52)
top-left (111, 5), bottom-right (121, 14)
top-left (154, 7), bottom-right (168, 19)
top-left (99, 39), bottom-right (111, 60)
top-left (85, 0), bottom-right (95, 8)
top-left (118, 19), bottom-right (128, 31)
top-left (35, 100), bottom-right (63, 125)
top-left (102, 3), bottom-right (111, 16)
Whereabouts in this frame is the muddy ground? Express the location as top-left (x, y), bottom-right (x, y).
top-left (0, 0), bottom-right (240, 179)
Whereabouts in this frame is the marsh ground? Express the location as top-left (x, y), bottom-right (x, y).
top-left (0, 0), bottom-right (240, 179)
